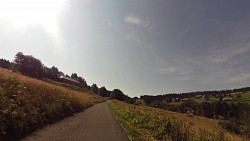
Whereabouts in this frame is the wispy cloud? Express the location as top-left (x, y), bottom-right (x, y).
top-left (124, 15), bottom-right (144, 25)
top-left (124, 29), bottom-right (153, 50)
top-left (204, 43), bottom-right (250, 65)
top-left (124, 15), bottom-right (152, 30)
top-left (156, 39), bottom-right (250, 84)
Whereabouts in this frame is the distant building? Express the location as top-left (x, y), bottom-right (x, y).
top-left (222, 97), bottom-right (233, 101)
top-left (195, 95), bottom-right (202, 98)
top-left (59, 75), bottom-right (80, 85)
top-left (230, 92), bottom-right (243, 96)
top-left (181, 98), bottom-right (190, 102)
top-left (171, 98), bottom-right (180, 102)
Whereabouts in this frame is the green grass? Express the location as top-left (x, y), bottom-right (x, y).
top-left (44, 79), bottom-right (90, 93)
top-left (237, 92), bottom-right (250, 104)
top-left (109, 100), bottom-right (228, 141)
top-left (168, 97), bottom-right (219, 105)
top-left (168, 92), bottom-right (250, 105)
top-left (191, 97), bottom-right (219, 103)
top-left (169, 102), bottom-right (182, 105)
top-left (0, 69), bottom-right (101, 140)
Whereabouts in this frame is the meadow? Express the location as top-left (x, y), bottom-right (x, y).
top-left (110, 100), bottom-right (244, 141)
top-left (168, 92), bottom-right (250, 105)
top-left (0, 68), bottom-right (104, 140)
top-left (237, 92), bottom-right (250, 104)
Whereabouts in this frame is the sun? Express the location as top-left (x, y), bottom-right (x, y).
top-left (0, 0), bottom-right (67, 32)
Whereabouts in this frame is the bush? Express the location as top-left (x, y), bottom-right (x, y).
top-left (219, 118), bottom-right (243, 134)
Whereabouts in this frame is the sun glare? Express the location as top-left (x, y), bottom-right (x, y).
top-left (0, 0), bottom-right (67, 32)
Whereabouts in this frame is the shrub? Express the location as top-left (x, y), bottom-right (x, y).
top-left (218, 118), bottom-right (243, 134)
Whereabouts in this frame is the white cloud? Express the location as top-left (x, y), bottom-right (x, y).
top-left (124, 15), bottom-right (143, 25)
top-left (124, 15), bottom-right (152, 30)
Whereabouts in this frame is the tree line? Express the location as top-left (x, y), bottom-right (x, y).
top-left (140, 87), bottom-right (250, 105)
top-left (0, 52), bottom-right (132, 102)
top-left (156, 100), bottom-right (249, 119)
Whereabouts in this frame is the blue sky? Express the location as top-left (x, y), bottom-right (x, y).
top-left (1, 0), bottom-right (250, 97)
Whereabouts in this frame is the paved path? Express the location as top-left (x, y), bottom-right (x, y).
top-left (21, 101), bottom-right (130, 141)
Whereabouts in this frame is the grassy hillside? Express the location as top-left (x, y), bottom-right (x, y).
top-left (167, 92), bottom-right (250, 106)
top-left (0, 68), bottom-right (104, 140)
top-left (237, 91), bottom-right (250, 104)
top-left (44, 79), bottom-right (89, 93)
top-left (110, 100), bottom-right (244, 141)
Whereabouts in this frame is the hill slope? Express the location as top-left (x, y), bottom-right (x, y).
top-left (110, 100), bottom-right (244, 141)
top-left (0, 68), bottom-right (104, 140)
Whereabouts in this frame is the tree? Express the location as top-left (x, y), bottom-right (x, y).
top-left (44, 66), bottom-right (59, 80)
top-left (13, 52), bottom-right (24, 72)
top-left (51, 66), bottom-right (59, 75)
top-left (77, 76), bottom-right (87, 87)
top-left (91, 84), bottom-right (98, 94)
top-left (98, 86), bottom-right (108, 97)
top-left (14, 52), bottom-right (44, 78)
top-left (111, 89), bottom-right (126, 101)
top-left (0, 58), bottom-right (11, 69)
top-left (69, 73), bottom-right (87, 87)
top-left (71, 73), bottom-right (78, 79)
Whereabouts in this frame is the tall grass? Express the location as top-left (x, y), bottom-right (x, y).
top-left (109, 100), bottom-right (228, 141)
top-left (0, 68), bottom-right (103, 140)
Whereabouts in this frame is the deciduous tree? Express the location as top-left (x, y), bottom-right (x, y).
top-left (91, 84), bottom-right (98, 94)
top-left (98, 86), bottom-right (108, 97)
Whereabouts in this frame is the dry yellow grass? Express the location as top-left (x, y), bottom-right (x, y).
top-left (115, 101), bottom-right (244, 141)
top-left (152, 109), bottom-right (243, 141)
top-left (166, 111), bottom-right (243, 141)
top-left (0, 68), bottom-right (106, 140)
top-left (0, 68), bottom-right (104, 104)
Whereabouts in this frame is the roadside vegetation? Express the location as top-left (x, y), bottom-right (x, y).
top-left (139, 90), bottom-right (250, 139)
top-left (109, 100), bottom-right (229, 141)
top-left (0, 68), bottom-right (104, 141)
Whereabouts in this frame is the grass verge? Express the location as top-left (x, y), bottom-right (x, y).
top-left (109, 100), bottom-right (228, 141)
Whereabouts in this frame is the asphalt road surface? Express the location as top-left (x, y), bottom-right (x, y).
top-left (21, 101), bottom-right (130, 141)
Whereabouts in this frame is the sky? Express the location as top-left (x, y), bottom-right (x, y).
top-left (1, 0), bottom-right (250, 97)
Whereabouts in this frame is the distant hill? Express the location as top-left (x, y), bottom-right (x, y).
top-left (140, 87), bottom-right (250, 105)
